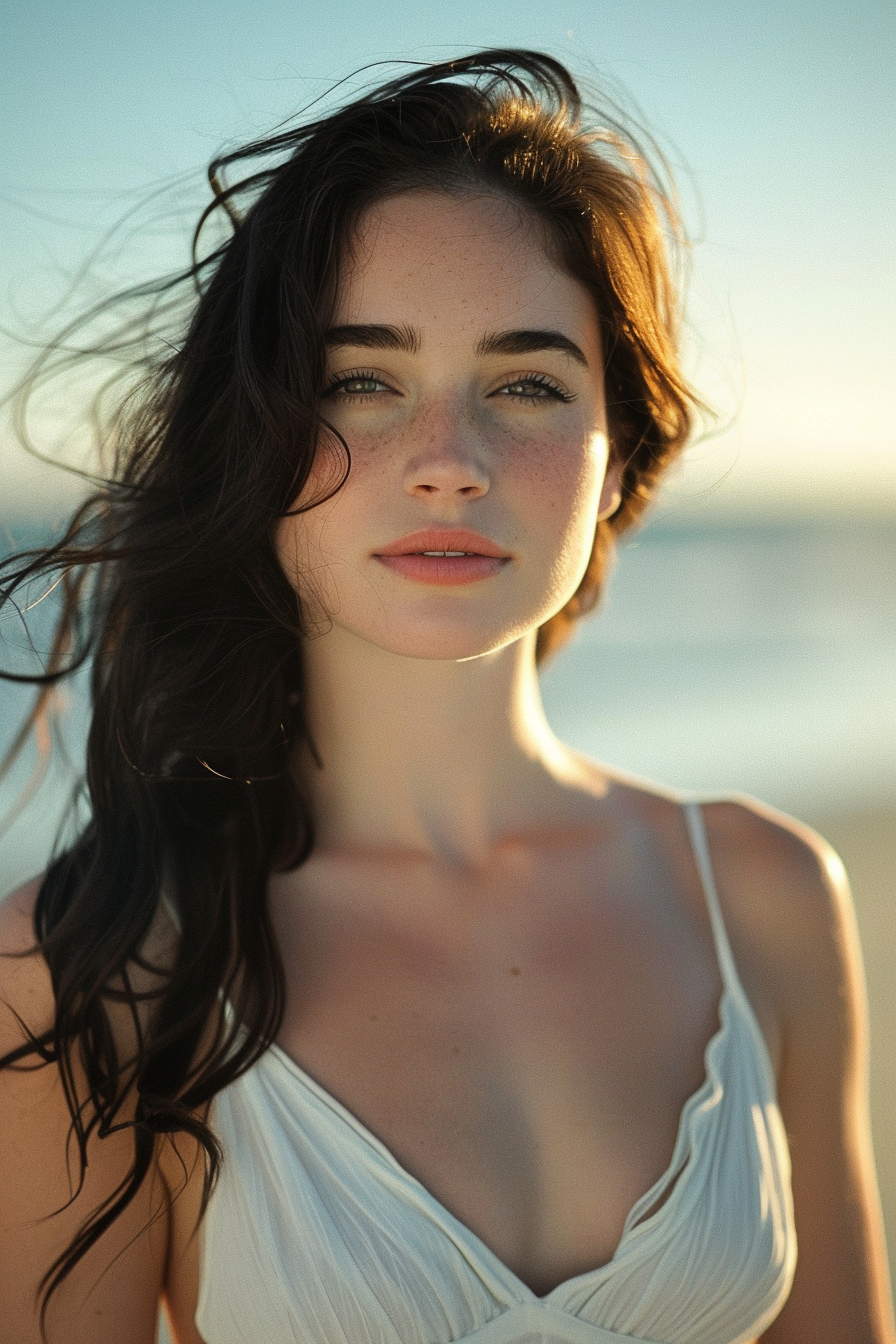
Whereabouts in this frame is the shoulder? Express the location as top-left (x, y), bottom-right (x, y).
top-left (695, 798), bottom-right (866, 1076)
top-left (594, 775), bottom-right (861, 1056)
top-left (596, 768), bottom-right (851, 985)
top-left (581, 765), bottom-right (854, 1005)
top-left (699, 795), bottom-right (845, 900)
top-left (699, 797), bottom-right (856, 987)
top-left (0, 877), bottom-right (54, 1055)
top-left (0, 877), bottom-right (184, 1341)
top-left (0, 884), bottom-right (171, 1343)
top-left (0, 874), bottom-right (45, 954)
top-left (0, 873), bottom-right (181, 1055)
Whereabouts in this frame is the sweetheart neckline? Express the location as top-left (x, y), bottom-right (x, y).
top-left (263, 984), bottom-right (747, 1304)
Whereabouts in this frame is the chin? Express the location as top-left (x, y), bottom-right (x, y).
top-left (347, 615), bottom-right (535, 663)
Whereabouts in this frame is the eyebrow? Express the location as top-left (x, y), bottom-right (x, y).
top-left (325, 324), bottom-right (420, 353)
top-left (476, 329), bottom-right (589, 367)
top-left (324, 324), bottom-right (588, 367)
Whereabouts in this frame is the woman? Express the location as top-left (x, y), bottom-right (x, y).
top-left (0, 50), bottom-right (892, 1344)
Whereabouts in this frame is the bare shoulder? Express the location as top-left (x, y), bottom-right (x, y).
top-left (589, 774), bottom-right (863, 1063)
top-left (0, 874), bottom-right (180, 1053)
top-left (0, 876), bottom-right (54, 1053)
top-left (0, 876), bottom-right (171, 1343)
top-left (698, 794), bottom-right (847, 907)
top-left (696, 796), bottom-right (860, 1021)
top-left (0, 874), bottom-right (43, 938)
top-left (592, 766), bottom-right (853, 1003)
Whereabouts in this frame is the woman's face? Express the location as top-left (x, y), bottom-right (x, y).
top-left (276, 190), bottom-right (619, 661)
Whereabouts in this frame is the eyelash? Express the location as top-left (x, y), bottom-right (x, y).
top-left (323, 370), bottom-right (393, 402)
top-left (495, 373), bottom-right (575, 404)
top-left (323, 369), bottom-right (576, 404)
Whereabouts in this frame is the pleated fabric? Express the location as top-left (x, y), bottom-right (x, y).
top-left (196, 803), bottom-right (796, 1344)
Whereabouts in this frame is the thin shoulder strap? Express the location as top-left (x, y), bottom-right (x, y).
top-left (682, 800), bottom-right (746, 1004)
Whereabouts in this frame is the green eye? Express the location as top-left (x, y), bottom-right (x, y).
top-left (324, 369), bottom-right (393, 398)
top-left (495, 375), bottom-right (574, 403)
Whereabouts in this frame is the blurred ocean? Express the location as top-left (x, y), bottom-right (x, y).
top-left (541, 514), bottom-right (896, 816)
top-left (1, 513), bottom-right (894, 894)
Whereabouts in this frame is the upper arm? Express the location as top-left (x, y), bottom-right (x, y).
top-left (0, 879), bottom-right (169, 1344)
top-left (703, 802), bottom-right (895, 1344)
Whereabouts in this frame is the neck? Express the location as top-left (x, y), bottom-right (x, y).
top-left (298, 626), bottom-right (601, 866)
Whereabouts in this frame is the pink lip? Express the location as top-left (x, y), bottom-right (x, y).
top-left (376, 529), bottom-right (510, 558)
top-left (374, 528), bottom-right (511, 586)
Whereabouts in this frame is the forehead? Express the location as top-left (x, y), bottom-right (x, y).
top-left (335, 190), bottom-right (599, 345)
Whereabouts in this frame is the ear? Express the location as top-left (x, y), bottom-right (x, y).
top-left (596, 453), bottom-right (623, 522)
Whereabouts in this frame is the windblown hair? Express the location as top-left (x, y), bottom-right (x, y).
top-left (0, 49), bottom-right (698, 1317)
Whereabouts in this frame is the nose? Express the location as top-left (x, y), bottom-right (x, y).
top-left (402, 403), bottom-right (490, 501)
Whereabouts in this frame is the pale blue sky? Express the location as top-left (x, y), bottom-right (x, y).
top-left (2, 0), bottom-right (894, 512)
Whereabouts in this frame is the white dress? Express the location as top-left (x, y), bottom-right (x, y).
top-left (196, 802), bottom-right (796, 1344)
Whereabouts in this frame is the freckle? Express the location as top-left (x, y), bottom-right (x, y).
top-left (369, 1013), bottom-right (378, 1021)
top-left (509, 966), bottom-right (521, 976)
top-left (452, 1046), bottom-right (460, 1055)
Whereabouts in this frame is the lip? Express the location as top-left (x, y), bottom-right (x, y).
top-left (375, 529), bottom-right (510, 559)
top-left (374, 528), bottom-right (511, 586)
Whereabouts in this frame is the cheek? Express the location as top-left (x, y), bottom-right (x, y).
top-left (506, 427), bottom-right (609, 618)
top-left (274, 439), bottom-right (388, 600)
top-left (300, 425), bottom-right (355, 506)
top-left (274, 427), bottom-right (371, 563)
top-left (508, 426), bottom-right (608, 537)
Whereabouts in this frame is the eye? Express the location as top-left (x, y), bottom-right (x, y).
top-left (323, 370), bottom-right (396, 401)
top-left (492, 373), bottom-right (575, 404)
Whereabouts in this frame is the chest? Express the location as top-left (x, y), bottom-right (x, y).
top-left (269, 847), bottom-right (723, 1291)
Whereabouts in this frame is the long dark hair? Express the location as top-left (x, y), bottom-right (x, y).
top-left (0, 49), bottom-right (698, 1318)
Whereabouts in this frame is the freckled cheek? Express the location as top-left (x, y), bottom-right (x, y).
top-left (316, 422), bottom-right (404, 485)
top-left (503, 430), bottom-right (603, 523)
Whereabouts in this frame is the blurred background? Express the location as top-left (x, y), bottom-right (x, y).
top-left (2, 0), bottom-right (894, 1304)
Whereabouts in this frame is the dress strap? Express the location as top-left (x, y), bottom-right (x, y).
top-left (682, 799), bottom-right (746, 1005)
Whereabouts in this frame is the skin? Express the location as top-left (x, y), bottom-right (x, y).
top-left (1, 190), bottom-right (893, 1344)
